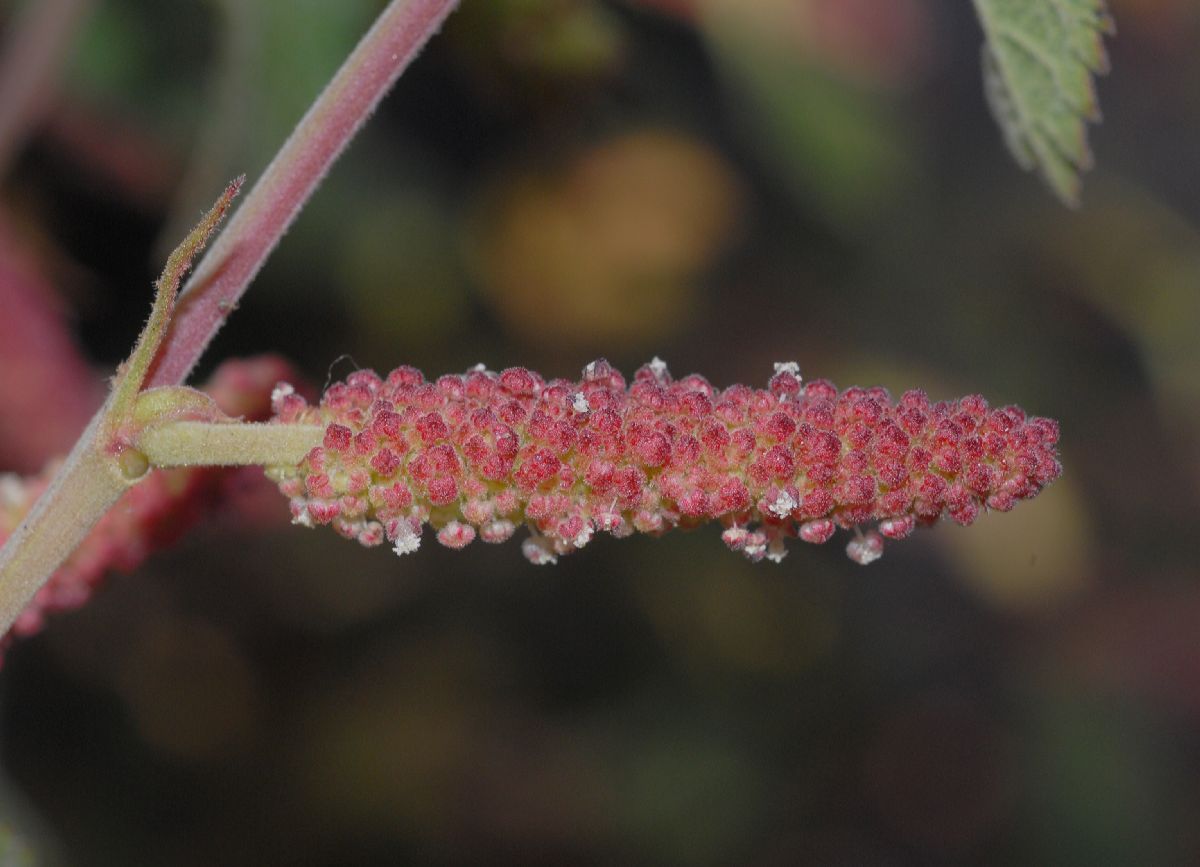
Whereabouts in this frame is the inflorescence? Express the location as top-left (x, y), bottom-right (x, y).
top-left (267, 359), bottom-right (1061, 565)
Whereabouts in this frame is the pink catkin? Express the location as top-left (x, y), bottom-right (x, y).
top-left (268, 359), bottom-right (1061, 565)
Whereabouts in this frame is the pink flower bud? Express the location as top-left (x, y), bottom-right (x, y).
top-left (846, 530), bottom-right (885, 565)
top-left (269, 359), bottom-right (1062, 566)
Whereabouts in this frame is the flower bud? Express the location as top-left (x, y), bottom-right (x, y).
top-left (269, 359), bottom-right (1061, 566)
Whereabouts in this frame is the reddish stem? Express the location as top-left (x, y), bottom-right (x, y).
top-left (147, 0), bottom-right (460, 389)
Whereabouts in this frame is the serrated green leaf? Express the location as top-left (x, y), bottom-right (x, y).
top-left (973, 0), bottom-right (1114, 207)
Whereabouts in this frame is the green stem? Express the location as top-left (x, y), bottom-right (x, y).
top-left (0, 412), bottom-right (127, 633)
top-left (139, 421), bottom-right (323, 468)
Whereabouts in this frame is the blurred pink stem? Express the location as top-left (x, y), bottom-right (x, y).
top-left (0, 213), bottom-right (101, 470)
top-left (147, 0), bottom-right (460, 388)
top-left (0, 0), bottom-right (94, 176)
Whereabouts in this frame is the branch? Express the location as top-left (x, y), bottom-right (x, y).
top-left (0, 184), bottom-right (237, 635)
top-left (0, 0), bottom-right (460, 637)
top-left (109, 178), bottom-right (243, 420)
top-left (147, 0), bottom-right (460, 388)
top-left (0, 412), bottom-right (126, 633)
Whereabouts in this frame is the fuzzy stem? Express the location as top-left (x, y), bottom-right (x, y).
top-left (109, 178), bottom-right (243, 420)
top-left (0, 412), bottom-right (127, 634)
top-left (0, 182), bottom-right (239, 635)
top-left (139, 421), bottom-right (323, 468)
top-left (147, 0), bottom-right (460, 389)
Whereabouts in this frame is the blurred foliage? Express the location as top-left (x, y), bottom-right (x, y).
top-left (0, 824), bottom-right (36, 867)
top-left (468, 129), bottom-right (743, 352)
top-left (698, 0), bottom-right (923, 230)
top-left (1037, 182), bottom-right (1200, 484)
top-left (2, 0), bottom-right (1200, 864)
top-left (943, 474), bottom-right (1093, 613)
top-left (447, 0), bottom-right (625, 109)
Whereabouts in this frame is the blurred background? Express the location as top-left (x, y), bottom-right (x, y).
top-left (1, 0), bottom-right (1199, 863)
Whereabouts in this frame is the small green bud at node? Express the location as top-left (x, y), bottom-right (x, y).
top-left (118, 448), bottom-right (150, 481)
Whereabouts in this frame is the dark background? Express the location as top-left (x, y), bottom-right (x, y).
top-left (2, 0), bottom-right (1200, 864)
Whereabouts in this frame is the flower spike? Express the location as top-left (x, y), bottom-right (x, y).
top-left (267, 359), bottom-right (1062, 565)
